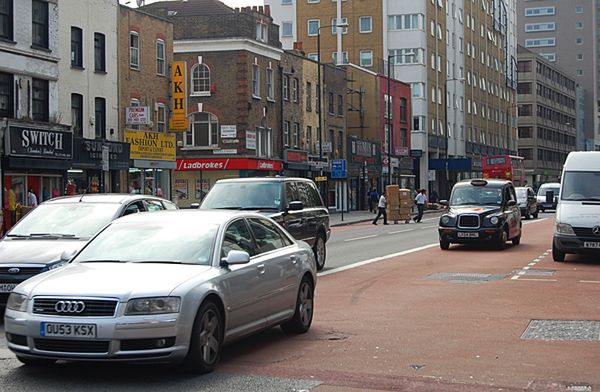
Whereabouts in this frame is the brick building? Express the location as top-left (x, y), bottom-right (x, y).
top-left (118, 6), bottom-right (174, 198)
top-left (143, 0), bottom-right (285, 207)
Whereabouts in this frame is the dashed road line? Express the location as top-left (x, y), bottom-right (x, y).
top-left (344, 235), bottom-right (377, 242)
top-left (580, 280), bottom-right (600, 284)
top-left (512, 248), bottom-right (552, 281)
top-left (388, 229), bottom-right (413, 234)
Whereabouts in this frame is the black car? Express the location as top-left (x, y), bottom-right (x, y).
top-left (515, 186), bottom-right (539, 219)
top-left (199, 177), bottom-right (331, 270)
top-left (438, 179), bottom-right (522, 250)
top-left (0, 194), bottom-right (177, 306)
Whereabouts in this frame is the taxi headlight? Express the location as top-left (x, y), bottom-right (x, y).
top-left (489, 216), bottom-right (499, 225)
top-left (555, 223), bottom-right (576, 236)
top-left (441, 215), bottom-right (451, 225)
top-left (125, 297), bottom-right (181, 315)
top-left (7, 293), bottom-right (28, 312)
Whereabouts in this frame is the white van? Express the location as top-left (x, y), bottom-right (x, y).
top-left (553, 151), bottom-right (600, 262)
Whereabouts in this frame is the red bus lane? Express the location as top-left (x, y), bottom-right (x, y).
top-left (219, 218), bottom-right (600, 391)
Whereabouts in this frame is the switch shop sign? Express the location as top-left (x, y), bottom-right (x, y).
top-left (6, 125), bottom-right (73, 159)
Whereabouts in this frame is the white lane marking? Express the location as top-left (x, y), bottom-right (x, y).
top-left (388, 229), bottom-right (413, 234)
top-left (517, 278), bottom-right (557, 282)
top-left (528, 263), bottom-right (536, 266)
top-left (523, 266), bottom-right (531, 270)
top-left (318, 243), bottom-right (438, 277)
top-left (523, 218), bottom-right (548, 225)
top-left (420, 225), bottom-right (438, 229)
top-left (344, 235), bottom-right (377, 242)
top-left (511, 276), bottom-right (520, 280)
top-left (580, 280), bottom-right (600, 284)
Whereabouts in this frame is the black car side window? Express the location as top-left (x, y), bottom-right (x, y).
top-left (296, 181), bottom-right (315, 208)
top-left (285, 182), bottom-right (299, 207)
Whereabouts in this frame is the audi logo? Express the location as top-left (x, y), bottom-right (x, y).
top-left (7, 268), bottom-right (20, 274)
top-left (54, 301), bottom-right (86, 313)
top-left (593, 226), bottom-right (600, 236)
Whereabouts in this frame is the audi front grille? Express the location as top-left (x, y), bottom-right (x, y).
top-left (0, 266), bottom-right (45, 274)
top-left (458, 214), bottom-right (480, 229)
top-left (34, 338), bottom-right (110, 353)
top-left (32, 298), bottom-right (118, 317)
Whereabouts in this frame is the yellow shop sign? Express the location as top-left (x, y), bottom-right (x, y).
top-left (125, 130), bottom-right (176, 161)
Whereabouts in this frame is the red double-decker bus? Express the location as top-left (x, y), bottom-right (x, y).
top-left (482, 155), bottom-right (526, 186)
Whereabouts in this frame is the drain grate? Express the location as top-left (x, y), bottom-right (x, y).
top-left (426, 272), bottom-right (506, 284)
top-left (522, 320), bottom-right (600, 341)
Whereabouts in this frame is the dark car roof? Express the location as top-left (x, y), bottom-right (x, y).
top-left (42, 193), bottom-right (169, 205)
top-left (214, 177), bottom-right (314, 184)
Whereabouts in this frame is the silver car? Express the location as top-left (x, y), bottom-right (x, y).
top-left (4, 210), bottom-right (316, 373)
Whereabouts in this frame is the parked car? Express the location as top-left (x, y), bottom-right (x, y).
top-left (0, 194), bottom-right (177, 306)
top-left (438, 179), bottom-right (522, 250)
top-left (199, 177), bottom-right (330, 270)
top-left (553, 151), bottom-right (600, 262)
top-left (4, 210), bottom-right (316, 373)
top-left (536, 182), bottom-right (561, 212)
top-left (515, 186), bottom-right (539, 219)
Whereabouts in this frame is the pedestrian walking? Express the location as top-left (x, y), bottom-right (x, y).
top-left (413, 189), bottom-right (427, 223)
top-left (368, 188), bottom-right (379, 213)
top-left (372, 192), bottom-right (388, 225)
top-left (27, 188), bottom-right (38, 208)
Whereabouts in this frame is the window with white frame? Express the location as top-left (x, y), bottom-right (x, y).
top-left (257, 127), bottom-right (272, 158)
top-left (524, 38), bottom-right (555, 48)
top-left (525, 7), bottom-right (555, 16)
top-left (185, 112), bottom-right (219, 147)
top-left (293, 122), bottom-right (300, 147)
top-left (282, 22), bottom-right (293, 37)
top-left (284, 121), bottom-right (290, 146)
top-left (388, 14), bottom-right (423, 30)
top-left (252, 63), bottom-right (260, 97)
top-left (266, 67), bottom-right (274, 100)
top-left (525, 22), bottom-right (555, 32)
top-left (331, 17), bottom-right (348, 34)
top-left (388, 48), bottom-right (424, 64)
top-left (359, 50), bottom-right (373, 67)
top-left (156, 39), bottom-right (165, 75)
top-left (307, 19), bottom-right (320, 36)
top-left (411, 82), bottom-right (424, 98)
top-left (359, 16), bottom-right (372, 33)
top-left (283, 75), bottom-right (289, 101)
top-left (256, 22), bottom-right (268, 42)
top-left (292, 78), bottom-right (299, 102)
top-left (191, 64), bottom-right (210, 95)
top-left (540, 52), bottom-right (556, 62)
top-left (130, 32), bottom-right (139, 70)
top-left (157, 103), bottom-right (166, 132)
top-left (332, 51), bottom-right (348, 64)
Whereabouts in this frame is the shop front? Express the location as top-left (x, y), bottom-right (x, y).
top-left (175, 157), bottom-right (282, 207)
top-left (125, 130), bottom-right (176, 199)
top-left (347, 138), bottom-right (381, 211)
top-left (283, 149), bottom-right (310, 177)
top-left (2, 124), bottom-right (73, 228)
top-left (70, 138), bottom-right (130, 194)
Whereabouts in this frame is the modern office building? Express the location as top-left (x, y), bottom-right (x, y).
top-left (517, 0), bottom-right (598, 151)
top-left (516, 45), bottom-right (578, 186)
top-left (266, 0), bottom-right (518, 198)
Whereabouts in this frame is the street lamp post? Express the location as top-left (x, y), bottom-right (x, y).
top-left (443, 77), bottom-right (463, 199)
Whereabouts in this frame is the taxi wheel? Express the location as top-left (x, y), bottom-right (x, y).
top-left (16, 355), bottom-right (56, 367)
top-left (497, 230), bottom-right (508, 250)
top-left (512, 233), bottom-right (521, 246)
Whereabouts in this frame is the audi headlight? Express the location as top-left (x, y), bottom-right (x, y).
top-left (6, 293), bottom-right (28, 312)
top-left (125, 297), bottom-right (181, 315)
top-left (555, 223), bottom-right (576, 236)
top-left (489, 216), bottom-right (499, 225)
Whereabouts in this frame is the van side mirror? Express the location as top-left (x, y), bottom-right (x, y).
top-left (60, 249), bottom-right (78, 262)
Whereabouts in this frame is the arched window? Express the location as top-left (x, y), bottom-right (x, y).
top-left (191, 64), bottom-right (210, 95)
top-left (185, 112), bottom-right (218, 147)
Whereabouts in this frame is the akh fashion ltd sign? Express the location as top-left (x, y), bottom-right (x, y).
top-left (6, 125), bottom-right (73, 159)
top-left (125, 130), bottom-right (176, 161)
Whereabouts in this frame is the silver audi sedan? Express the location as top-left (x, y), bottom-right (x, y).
top-left (4, 210), bottom-right (316, 373)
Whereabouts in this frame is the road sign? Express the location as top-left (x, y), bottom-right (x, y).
top-left (331, 159), bottom-right (347, 179)
top-left (314, 176), bottom-right (328, 182)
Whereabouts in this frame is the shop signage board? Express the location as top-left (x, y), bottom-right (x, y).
top-left (212, 149), bottom-right (237, 155)
top-left (125, 130), bottom-right (176, 161)
top-left (72, 138), bottom-right (130, 170)
top-left (125, 107), bottom-right (150, 125)
top-left (6, 125), bottom-right (73, 159)
top-left (177, 158), bottom-right (282, 171)
top-left (314, 176), bottom-right (328, 182)
top-left (246, 130), bottom-right (256, 150)
top-left (284, 149), bottom-right (308, 163)
top-left (220, 125), bottom-right (237, 138)
top-left (315, 141), bottom-right (332, 153)
top-left (331, 159), bottom-right (347, 179)
top-left (170, 61), bottom-right (188, 131)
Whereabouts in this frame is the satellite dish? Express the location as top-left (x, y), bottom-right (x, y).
top-left (136, 0), bottom-right (144, 6)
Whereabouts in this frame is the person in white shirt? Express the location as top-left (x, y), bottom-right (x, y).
top-left (413, 189), bottom-right (428, 223)
top-left (27, 188), bottom-right (38, 208)
top-left (372, 192), bottom-right (388, 225)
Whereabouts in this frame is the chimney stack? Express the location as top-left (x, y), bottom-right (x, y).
top-left (264, 5), bottom-right (271, 15)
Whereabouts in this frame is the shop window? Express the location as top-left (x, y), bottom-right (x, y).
top-left (185, 112), bottom-right (218, 147)
top-left (191, 63), bottom-right (210, 95)
top-left (32, 78), bottom-right (49, 122)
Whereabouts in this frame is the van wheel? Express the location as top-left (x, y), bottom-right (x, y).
top-left (553, 241), bottom-right (565, 262)
top-left (313, 235), bottom-right (326, 271)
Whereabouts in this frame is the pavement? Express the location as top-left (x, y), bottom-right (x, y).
top-left (330, 208), bottom-right (442, 227)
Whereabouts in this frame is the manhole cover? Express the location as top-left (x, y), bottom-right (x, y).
top-left (426, 272), bottom-right (505, 284)
top-left (522, 320), bottom-right (600, 341)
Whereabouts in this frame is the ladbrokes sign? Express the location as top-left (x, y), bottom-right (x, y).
top-left (177, 158), bottom-right (282, 171)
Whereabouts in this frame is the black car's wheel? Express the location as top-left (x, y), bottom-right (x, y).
top-left (313, 235), bottom-right (326, 271)
top-left (16, 355), bottom-right (56, 367)
top-left (183, 301), bottom-right (223, 374)
top-left (553, 241), bottom-right (566, 262)
top-left (497, 229), bottom-right (508, 250)
top-left (440, 240), bottom-right (450, 250)
top-left (512, 233), bottom-right (521, 245)
top-left (281, 276), bottom-right (314, 334)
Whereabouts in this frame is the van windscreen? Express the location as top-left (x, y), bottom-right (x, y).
top-left (561, 172), bottom-right (600, 201)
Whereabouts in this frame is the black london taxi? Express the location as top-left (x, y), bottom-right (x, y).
top-left (438, 179), bottom-right (522, 250)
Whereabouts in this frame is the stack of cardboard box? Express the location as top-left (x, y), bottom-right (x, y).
top-left (385, 185), bottom-right (400, 222)
top-left (398, 188), bottom-right (413, 222)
